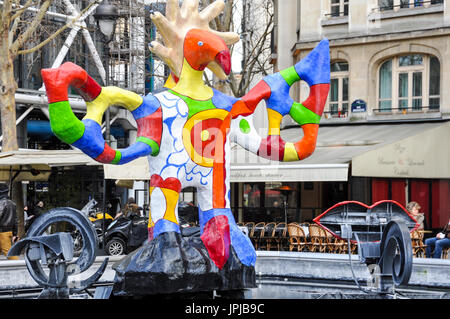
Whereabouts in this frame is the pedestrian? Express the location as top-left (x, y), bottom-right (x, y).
top-left (25, 200), bottom-right (45, 232)
top-left (34, 200), bottom-right (45, 217)
top-left (406, 201), bottom-right (425, 229)
top-left (0, 183), bottom-right (19, 260)
top-left (425, 219), bottom-right (450, 258)
top-left (24, 204), bottom-right (32, 233)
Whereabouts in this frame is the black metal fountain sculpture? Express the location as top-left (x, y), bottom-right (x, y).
top-left (8, 207), bottom-right (109, 299)
top-left (314, 200), bottom-right (416, 294)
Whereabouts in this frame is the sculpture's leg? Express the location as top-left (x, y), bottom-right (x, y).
top-left (147, 174), bottom-right (182, 241)
top-left (195, 115), bottom-right (256, 270)
top-left (199, 206), bottom-right (257, 269)
top-left (197, 166), bottom-right (256, 270)
top-left (195, 185), bottom-right (257, 292)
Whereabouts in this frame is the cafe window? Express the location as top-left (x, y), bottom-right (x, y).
top-left (242, 182), bottom-right (299, 223)
top-left (377, 54), bottom-right (440, 111)
top-left (328, 61), bottom-right (349, 117)
top-left (243, 183), bottom-right (262, 208)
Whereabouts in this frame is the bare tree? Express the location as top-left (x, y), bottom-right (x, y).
top-left (117, 0), bottom-right (273, 98)
top-left (0, 0), bottom-right (98, 236)
top-left (205, 0), bottom-right (274, 97)
top-left (0, 0), bottom-right (98, 152)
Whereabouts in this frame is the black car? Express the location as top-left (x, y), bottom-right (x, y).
top-left (104, 214), bottom-right (148, 256)
top-left (104, 202), bottom-right (200, 256)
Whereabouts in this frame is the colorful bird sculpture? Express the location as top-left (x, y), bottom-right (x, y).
top-left (41, 0), bottom-right (330, 295)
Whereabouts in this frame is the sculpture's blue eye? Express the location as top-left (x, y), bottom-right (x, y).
top-left (198, 41), bottom-right (204, 46)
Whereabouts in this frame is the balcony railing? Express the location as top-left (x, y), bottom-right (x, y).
top-left (373, 106), bottom-right (440, 114)
top-left (324, 11), bottom-right (348, 18)
top-left (375, 0), bottom-right (443, 13)
top-left (323, 110), bottom-right (349, 119)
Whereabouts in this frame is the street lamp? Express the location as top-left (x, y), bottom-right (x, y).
top-left (94, 1), bottom-right (118, 144)
top-left (94, 1), bottom-right (118, 44)
top-left (94, 1), bottom-right (118, 254)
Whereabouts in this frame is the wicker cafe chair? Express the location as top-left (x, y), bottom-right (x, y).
top-left (443, 247), bottom-right (449, 259)
top-left (318, 226), bottom-right (329, 253)
top-left (260, 222), bottom-right (276, 251)
top-left (334, 237), bottom-right (348, 254)
top-left (340, 239), bottom-right (355, 254)
top-left (350, 240), bottom-right (358, 254)
top-left (411, 230), bottom-right (427, 258)
top-left (252, 222), bottom-right (265, 250)
top-left (245, 222), bottom-right (256, 247)
top-left (323, 228), bottom-right (338, 253)
top-left (332, 235), bottom-right (355, 254)
top-left (244, 222), bottom-right (255, 237)
top-left (308, 224), bottom-right (326, 252)
top-left (274, 222), bottom-right (288, 251)
top-left (287, 223), bottom-right (307, 252)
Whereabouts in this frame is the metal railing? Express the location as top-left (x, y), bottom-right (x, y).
top-left (324, 11), bottom-right (348, 18)
top-left (373, 106), bottom-right (440, 113)
top-left (374, 0), bottom-right (443, 13)
top-left (323, 110), bottom-right (349, 119)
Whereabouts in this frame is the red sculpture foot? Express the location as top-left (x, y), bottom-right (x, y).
top-left (200, 215), bottom-right (231, 269)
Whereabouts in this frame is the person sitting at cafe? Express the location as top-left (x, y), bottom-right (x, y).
top-left (406, 201), bottom-right (425, 229)
top-left (425, 219), bottom-right (450, 258)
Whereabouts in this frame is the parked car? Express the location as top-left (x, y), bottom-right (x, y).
top-left (104, 202), bottom-right (201, 256)
top-left (104, 214), bottom-right (148, 256)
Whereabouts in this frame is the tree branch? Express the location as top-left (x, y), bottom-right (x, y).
top-left (1, 0), bottom-right (13, 26)
top-left (15, 0), bottom-right (98, 55)
top-left (10, 0), bottom-right (51, 55)
top-left (234, 3), bottom-right (273, 96)
top-left (9, 0), bottom-right (39, 21)
top-left (222, 0), bottom-right (234, 31)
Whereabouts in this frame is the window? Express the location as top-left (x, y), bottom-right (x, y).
top-left (429, 56), bottom-right (441, 109)
top-left (377, 54), bottom-right (440, 112)
top-left (328, 61), bottom-right (349, 117)
top-left (400, 0), bottom-right (410, 8)
top-left (380, 0), bottom-right (442, 10)
top-left (330, 0), bottom-right (348, 17)
top-left (379, 0), bottom-right (393, 11)
top-left (379, 60), bottom-right (392, 110)
top-left (400, 0), bottom-right (442, 8)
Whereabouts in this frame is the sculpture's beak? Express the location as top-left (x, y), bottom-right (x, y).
top-left (215, 50), bottom-right (231, 76)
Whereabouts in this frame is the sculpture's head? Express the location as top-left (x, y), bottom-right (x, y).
top-left (184, 29), bottom-right (231, 75)
top-left (149, 0), bottom-right (239, 81)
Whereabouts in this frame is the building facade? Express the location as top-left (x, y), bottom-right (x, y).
top-left (230, 0), bottom-right (450, 230)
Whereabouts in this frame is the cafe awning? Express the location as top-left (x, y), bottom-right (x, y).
top-left (229, 163), bottom-right (349, 182)
top-left (230, 120), bottom-right (447, 182)
top-left (0, 149), bottom-right (100, 181)
top-left (352, 121), bottom-right (450, 179)
top-left (103, 157), bottom-right (150, 181)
